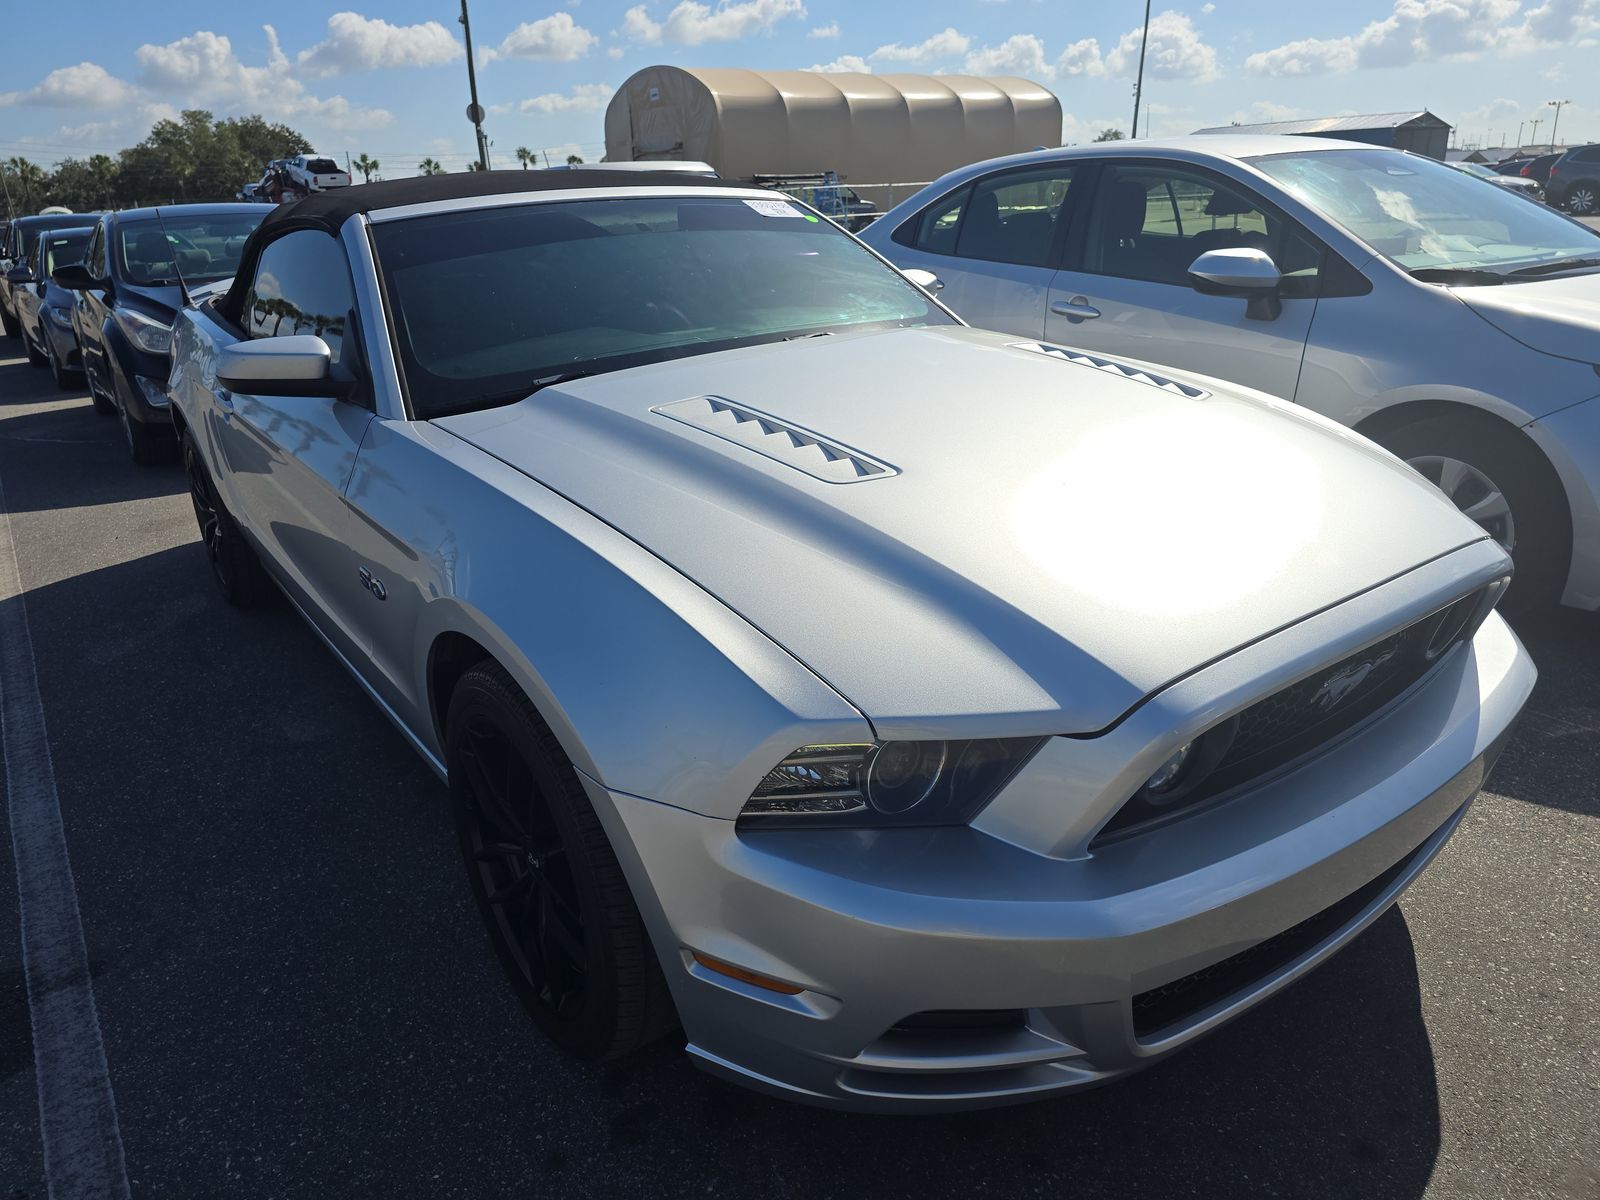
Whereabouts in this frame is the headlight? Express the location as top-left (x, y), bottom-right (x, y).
top-left (45, 305), bottom-right (73, 329)
top-left (738, 737), bottom-right (1045, 829)
top-left (112, 306), bottom-right (172, 355)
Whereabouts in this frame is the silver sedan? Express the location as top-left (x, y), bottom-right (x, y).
top-left (169, 172), bottom-right (1533, 1111)
top-left (861, 136), bottom-right (1600, 614)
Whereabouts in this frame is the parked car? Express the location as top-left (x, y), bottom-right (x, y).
top-left (8, 225), bottom-right (92, 387)
top-left (1517, 152), bottom-right (1562, 189)
top-left (1446, 159), bottom-right (1544, 200)
top-left (51, 203), bottom-right (266, 463)
top-left (861, 136), bottom-right (1600, 612)
top-left (168, 171), bottom-right (1532, 1112)
top-left (1, 211), bottom-right (101, 338)
top-left (1546, 143), bottom-right (1600, 215)
top-left (282, 153), bottom-right (352, 192)
top-left (1492, 158), bottom-right (1532, 176)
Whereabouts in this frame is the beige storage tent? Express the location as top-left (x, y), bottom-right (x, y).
top-left (604, 68), bottom-right (1061, 202)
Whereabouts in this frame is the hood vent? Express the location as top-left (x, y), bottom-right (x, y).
top-left (653, 396), bottom-right (897, 484)
top-left (1011, 342), bottom-right (1209, 399)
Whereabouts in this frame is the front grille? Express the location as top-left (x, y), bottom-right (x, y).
top-left (1096, 586), bottom-right (1491, 843)
top-left (1130, 840), bottom-right (1426, 1039)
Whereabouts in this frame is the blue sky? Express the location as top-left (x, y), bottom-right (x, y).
top-left (4, 0), bottom-right (1597, 173)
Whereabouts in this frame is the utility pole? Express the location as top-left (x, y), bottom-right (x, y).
top-left (1547, 99), bottom-right (1570, 152)
top-left (1130, 0), bottom-right (1152, 139)
top-left (459, 0), bottom-right (491, 171)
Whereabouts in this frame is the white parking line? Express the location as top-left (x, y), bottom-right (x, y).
top-left (0, 466), bottom-right (131, 1199)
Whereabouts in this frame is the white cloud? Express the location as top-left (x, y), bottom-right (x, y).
top-left (809, 22), bottom-right (839, 38)
top-left (511, 82), bottom-right (615, 114)
top-left (1245, 0), bottom-right (1594, 75)
top-left (806, 54), bottom-right (871, 72)
top-left (964, 33), bottom-right (1052, 77)
top-left (1201, 1), bottom-right (1215, 11)
top-left (871, 27), bottom-right (970, 64)
top-left (1057, 37), bottom-right (1105, 76)
top-left (0, 62), bottom-right (138, 109)
top-left (1104, 11), bottom-right (1219, 80)
top-left (608, 45), bottom-right (626, 58)
top-left (295, 12), bottom-right (461, 77)
top-left (482, 13), bottom-right (599, 63)
top-left (134, 27), bottom-right (392, 130)
top-left (623, 0), bottom-right (807, 45)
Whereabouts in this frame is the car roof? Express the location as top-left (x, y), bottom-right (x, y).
top-left (925, 134), bottom-right (1391, 182)
top-left (107, 202), bottom-right (266, 224)
top-left (13, 211), bottom-right (101, 229)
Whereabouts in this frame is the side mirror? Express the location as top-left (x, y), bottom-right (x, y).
top-left (51, 263), bottom-right (104, 291)
top-left (5, 265), bottom-right (33, 286)
top-left (217, 335), bottom-right (351, 398)
top-left (1188, 247), bottom-right (1283, 320)
top-left (903, 267), bottom-right (945, 294)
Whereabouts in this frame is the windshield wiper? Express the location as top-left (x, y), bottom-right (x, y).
top-left (467, 370), bottom-right (606, 411)
top-left (1408, 267), bottom-right (1505, 285)
top-left (1507, 256), bottom-right (1600, 277)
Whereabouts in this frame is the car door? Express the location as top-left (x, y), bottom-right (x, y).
top-left (884, 162), bottom-right (1080, 338)
top-left (74, 220), bottom-right (115, 397)
top-left (1044, 160), bottom-right (1322, 399)
top-left (214, 227), bottom-right (376, 661)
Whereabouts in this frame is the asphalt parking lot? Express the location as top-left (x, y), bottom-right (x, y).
top-left (0, 348), bottom-right (1595, 1199)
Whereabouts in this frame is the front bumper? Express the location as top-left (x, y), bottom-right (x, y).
top-left (591, 606), bottom-right (1534, 1113)
top-left (1526, 394), bottom-right (1600, 610)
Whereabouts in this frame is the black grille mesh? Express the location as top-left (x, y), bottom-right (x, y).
top-left (1096, 587), bottom-right (1489, 843)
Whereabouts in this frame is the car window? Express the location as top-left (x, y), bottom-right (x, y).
top-left (1574, 146), bottom-right (1600, 163)
top-left (85, 222), bottom-right (106, 279)
top-left (43, 232), bottom-right (88, 276)
top-left (116, 212), bottom-right (265, 287)
top-left (371, 194), bottom-right (953, 419)
top-left (244, 229), bottom-right (358, 366)
top-left (1084, 163), bottom-right (1323, 295)
top-left (909, 166), bottom-right (1074, 268)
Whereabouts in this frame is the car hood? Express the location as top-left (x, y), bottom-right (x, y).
top-left (435, 327), bottom-right (1488, 735)
top-left (1456, 270), bottom-right (1600, 362)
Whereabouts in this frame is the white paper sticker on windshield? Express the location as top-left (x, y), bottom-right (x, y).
top-left (743, 198), bottom-right (804, 218)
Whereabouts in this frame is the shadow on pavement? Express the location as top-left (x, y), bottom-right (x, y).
top-left (11, 537), bottom-right (1444, 1199)
top-left (1492, 606), bottom-right (1600, 819)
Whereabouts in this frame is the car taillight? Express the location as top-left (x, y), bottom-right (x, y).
top-left (1549, 165), bottom-right (1561, 178)
top-left (1521, 165), bottom-right (1533, 175)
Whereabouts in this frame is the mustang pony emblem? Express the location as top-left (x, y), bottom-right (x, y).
top-left (1311, 645), bottom-right (1399, 713)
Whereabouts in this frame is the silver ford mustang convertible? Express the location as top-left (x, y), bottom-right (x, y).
top-left (169, 171), bottom-right (1535, 1112)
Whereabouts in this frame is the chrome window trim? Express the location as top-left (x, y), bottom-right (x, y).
top-left (364, 184), bottom-right (777, 224)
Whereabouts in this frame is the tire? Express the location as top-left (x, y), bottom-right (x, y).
top-left (89, 370), bottom-right (116, 414)
top-left (1566, 183), bottom-right (1598, 215)
top-left (183, 432), bottom-right (270, 607)
top-left (47, 338), bottom-right (81, 391)
top-left (1373, 415), bottom-right (1569, 613)
top-left (447, 662), bottom-right (675, 1061)
top-left (24, 331), bottom-right (46, 368)
top-left (118, 378), bottom-right (170, 465)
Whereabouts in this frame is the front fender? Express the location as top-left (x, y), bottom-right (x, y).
top-left (345, 418), bottom-right (872, 819)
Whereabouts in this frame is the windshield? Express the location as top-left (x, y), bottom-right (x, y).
top-left (116, 212), bottom-right (266, 286)
top-left (1252, 148), bottom-right (1600, 277)
top-left (372, 194), bottom-right (953, 419)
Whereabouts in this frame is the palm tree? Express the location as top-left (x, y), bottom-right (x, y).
top-left (515, 146), bottom-right (533, 170)
top-left (354, 153), bottom-right (379, 183)
top-left (417, 158), bottom-right (446, 176)
top-left (6, 157), bottom-right (46, 212)
top-left (565, 154), bottom-right (584, 166)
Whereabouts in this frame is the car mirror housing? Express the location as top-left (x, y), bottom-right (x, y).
top-left (1188, 247), bottom-right (1284, 321)
top-left (902, 267), bottom-right (945, 294)
top-left (5, 265), bottom-right (33, 286)
top-left (217, 335), bottom-right (352, 399)
top-left (50, 263), bottom-right (102, 291)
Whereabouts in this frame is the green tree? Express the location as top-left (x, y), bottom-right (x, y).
top-left (110, 110), bottom-right (312, 206)
top-left (45, 155), bottom-right (118, 211)
top-left (1092, 127), bottom-right (1126, 142)
top-left (515, 146), bottom-right (533, 169)
top-left (354, 153), bottom-right (379, 183)
top-left (418, 158), bottom-right (447, 176)
top-left (4, 157), bottom-right (47, 213)
top-left (565, 153), bottom-right (584, 166)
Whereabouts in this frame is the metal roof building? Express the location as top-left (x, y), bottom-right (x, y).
top-left (1193, 111), bottom-right (1451, 160)
top-left (604, 67), bottom-right (1062, 195)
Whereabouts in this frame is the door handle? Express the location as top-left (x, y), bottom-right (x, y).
top-left (1050, 297), bottom-right (1101, 321)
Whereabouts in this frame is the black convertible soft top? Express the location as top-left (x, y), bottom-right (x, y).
top-left (220, 168), bottom-right (748, 323)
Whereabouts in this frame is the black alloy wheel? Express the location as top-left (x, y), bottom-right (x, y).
top-left (447, 663), bottom-right (675, 1061)
top-left (183, 432), bottom-right (266, 607)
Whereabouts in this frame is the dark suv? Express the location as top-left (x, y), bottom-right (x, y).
top-left (1547, 144), bottom-right (1600, 215)
top-left (52, 203), bottom-right (265, 463)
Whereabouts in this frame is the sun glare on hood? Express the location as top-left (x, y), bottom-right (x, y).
top-left (1009, 404), bottom-right (1327, 616)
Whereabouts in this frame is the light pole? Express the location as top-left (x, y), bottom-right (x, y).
top-left (1547, 99), bottom-right (1571, 151)
top-left (1516, 120), bottom-right (1525, 149)
top-left (1528, 117), bottom-right (1542, 147)
top-left (1130, 0), bottom-right (1152, 139)
top-left (459, 0), bottom-right (491, 171)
